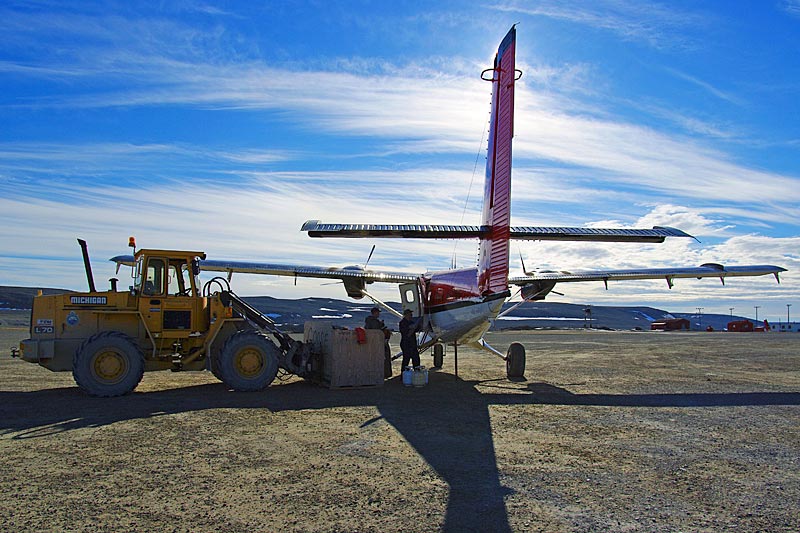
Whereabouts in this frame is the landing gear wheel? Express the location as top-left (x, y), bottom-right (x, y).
top-left (506, 342), bottom-right (526, 378)
top-left (432, 344), bottom-right (444, 369)
top-left (218, 331), bottom-right (280, 391)
top-left (73, 331), bottom-right (145, 397)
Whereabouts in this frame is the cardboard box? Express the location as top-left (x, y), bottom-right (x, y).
top-left (304, 323), bottom-right (384, 388)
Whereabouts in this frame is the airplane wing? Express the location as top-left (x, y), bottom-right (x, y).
top-left (508, 226), bottom-right (693, 243)
top-left (110, 255), bottom-right (419, 284)
top-left (200, 259), bottom-right (418, 283)
top-left (301, 221), bottom-right (484, 238)
top-left (509, 263), bottom-right (786, 290)
top-left (302, 220), bottom-right (692, 243)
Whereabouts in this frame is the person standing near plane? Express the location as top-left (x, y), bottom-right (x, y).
top-left (399, 309), bottom-right (422, 369)
top-left (365, 307), bottom-right (392, 378)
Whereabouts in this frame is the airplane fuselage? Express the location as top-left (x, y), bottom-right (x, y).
top-left (422, 267), bottom-right (509, 344)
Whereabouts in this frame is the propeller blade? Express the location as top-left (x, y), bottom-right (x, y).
top-left (518, 247), bottom-right (527, 273)
top-left (364, 245), bottom-right (376, 269)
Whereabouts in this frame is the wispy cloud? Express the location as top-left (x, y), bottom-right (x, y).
top-left (783, 0), bottom-right (800, 18)
top-left (517, 206), bottom-right (796, 314)
top-left (630, 100), bottom-right (743, 140)
top-left (512, 92), bottom-right (800, 213)
top-left (0, 6), bottom-right (792, 208)
top-left (1, 142), bottom-right (794, 287)
top-left (3, 44), bottom-right (797, 221)
top-left (663, 67), bottom-right (745, 106)
top-left (490, 0), bottom-right (708, 48)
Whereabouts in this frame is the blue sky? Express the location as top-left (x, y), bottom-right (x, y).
top-left (1, 1), bottom-right (798, 322)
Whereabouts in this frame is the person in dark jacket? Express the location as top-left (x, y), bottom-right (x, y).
top-left (399, 309), bottom-right (422, 369)
top-left (365, 307), bottom-right (392, 377)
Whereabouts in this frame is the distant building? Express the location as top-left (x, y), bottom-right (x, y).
top-left (772, 322), bottom-right (798, 333)
top-left (651, 318), bottom-right (690, 331)
top-left (727, 320), bottom-right (754, 332)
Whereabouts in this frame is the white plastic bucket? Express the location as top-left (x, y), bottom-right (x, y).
top-left (412, 366), bottom-right (428, 387)
top-left (402, 367), bottom-right (414, 387)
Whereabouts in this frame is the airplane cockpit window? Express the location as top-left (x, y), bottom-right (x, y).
top-left (143, 258), bottom-right (165, 296)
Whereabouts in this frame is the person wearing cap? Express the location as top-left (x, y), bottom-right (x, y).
top-left (399, 309), bottom-right (422, 369)
top-left (365, 307), bottom-right (392, 377)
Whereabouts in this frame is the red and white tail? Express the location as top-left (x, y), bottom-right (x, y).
top-left (478, 26), bottom-right (517, 295)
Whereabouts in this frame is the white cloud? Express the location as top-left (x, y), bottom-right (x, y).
top-left (7, 53), bottom-right (797, 222)
top-left (490, 0), bottom-right (708, 48)
top-left (783, 0), bottom-right (800, 18)
top-left (663, 67), bottom-right (745, 106)
top-left (515, 203), bottom-right (797, 317)
top-left (632, 205), bottom-right (732, 237)
top-left (1, 8), bottom-right (797, 220)
top-left (511, 88), bottom-right (800, 212)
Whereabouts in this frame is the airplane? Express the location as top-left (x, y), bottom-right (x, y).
top-left (113, 26), bottom-right (785, 379)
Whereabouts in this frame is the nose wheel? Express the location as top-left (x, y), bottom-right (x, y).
top-left (506, 342), bottom-right (525, 378)
top-left (432, 344), bottom-right (444, 368)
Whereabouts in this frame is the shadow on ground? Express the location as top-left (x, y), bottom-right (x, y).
top-left (2, 374), bottom-right (798, 532)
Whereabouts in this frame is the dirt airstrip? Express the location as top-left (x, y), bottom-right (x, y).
top-left (1, 310), bottom-right (798, 532)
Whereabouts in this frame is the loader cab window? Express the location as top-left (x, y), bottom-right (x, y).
top-left (134, 257), bottom-right (144, 292)
top-left (142, 258), bottom-right (165, 296)
top-left (167, 260), bottom-right (194, 296)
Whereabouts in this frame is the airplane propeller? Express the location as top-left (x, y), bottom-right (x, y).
top-left (518, 246), bottom-right (527, 274)
top-left (364, 244), bottom-right (376, 270)
top-left (496, 250), bottom-right (567, 320)
top-left (319, 245), bottom-right (376, 287)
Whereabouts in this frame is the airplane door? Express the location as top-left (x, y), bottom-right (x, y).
top-left (399, 282), bottom-right (422, 317)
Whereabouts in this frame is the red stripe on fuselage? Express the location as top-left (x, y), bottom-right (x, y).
top-left (426, 268), bottom-right (480, 307)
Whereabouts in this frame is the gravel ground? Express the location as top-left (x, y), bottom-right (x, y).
top-left (1, 311), bottom-right (798, 532)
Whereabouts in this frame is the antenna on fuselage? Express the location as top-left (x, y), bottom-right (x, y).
top-left (451, 103), bottom-right (493, 271)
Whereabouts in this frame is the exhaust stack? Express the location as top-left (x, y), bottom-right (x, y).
top-left (77, 238), bottom-right (97, 292)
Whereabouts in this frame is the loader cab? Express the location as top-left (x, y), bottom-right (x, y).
top-left (133, 250), bottom-right (204, 297)
top-left (133, 249), bottom-right (207, 337)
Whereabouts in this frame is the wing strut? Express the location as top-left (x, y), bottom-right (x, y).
top-left (473, 338), bottom-right (506, 360)
top-left (359, 289), bottom-right (403, 319)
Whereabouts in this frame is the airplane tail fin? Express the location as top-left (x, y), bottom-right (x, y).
top-left (478, 26), bottom-right (517, 295)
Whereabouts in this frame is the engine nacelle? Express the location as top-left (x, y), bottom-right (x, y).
top-left (521, 280), bottom-right (556, 301)
top-left (341, 266), bottom-right (367, 299)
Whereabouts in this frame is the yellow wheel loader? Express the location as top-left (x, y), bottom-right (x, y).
top-left (17, 239), bottom-right (313, 396)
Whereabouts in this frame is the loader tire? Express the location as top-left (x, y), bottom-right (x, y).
top-left (218, 331), bottom-right (280, 391)
top-left (209, 355), bottom-right (223, 382)
top-left (73, 331), bottom-right (145, 397)
top-left (208, 321), bottom-right (237, 382)
top-left (506, 342), bottom-right (526, 379)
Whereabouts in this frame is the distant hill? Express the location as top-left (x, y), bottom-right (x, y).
top-left (0, 286), bottom-right (755, 332)
top-left (0, 286), bottom-right (71, 310)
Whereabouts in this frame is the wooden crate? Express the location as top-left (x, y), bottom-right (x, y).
top-left (303, 323), bottom-right (384, 388)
